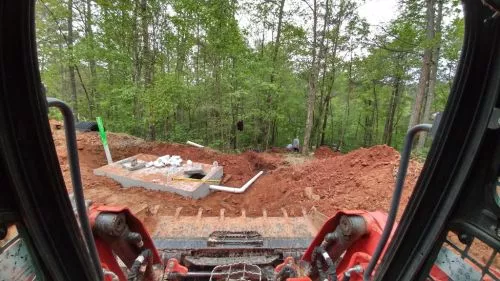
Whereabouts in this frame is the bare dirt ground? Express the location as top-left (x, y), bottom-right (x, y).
top-left (51, 120), bottom-right (421, 223)
top-left (50, 120), bottom-right (498, 272)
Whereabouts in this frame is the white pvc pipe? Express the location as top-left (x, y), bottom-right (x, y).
top-left (103, 144), bottom-right (113, 165)
top-left (209, 171), bottom-right (264, 193)
top-left (186, 141), bottom-right (204, 148)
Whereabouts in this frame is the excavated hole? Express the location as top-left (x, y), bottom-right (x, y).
top-left (189, 173), bottom-right (206, 179)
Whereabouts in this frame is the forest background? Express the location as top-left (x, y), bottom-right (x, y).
top-left (36, 0), bottom-right (464, 153)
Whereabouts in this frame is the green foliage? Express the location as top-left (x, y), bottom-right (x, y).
top-left (35, 0), bottom-right (464, 152)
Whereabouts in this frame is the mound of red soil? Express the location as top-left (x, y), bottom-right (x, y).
top-left (314, 146), bottom-right (342, 159)
top-left (241, 145), bottom-right (422, 217)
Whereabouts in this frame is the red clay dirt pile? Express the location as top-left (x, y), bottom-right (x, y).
top-left (313, 146), bottom-right (342, 159)
top-left (50, 120), bottom-right (422, 231)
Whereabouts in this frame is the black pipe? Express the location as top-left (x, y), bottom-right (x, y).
top-left (126, 232), bottom-right (144, 247)
top-left (321, 232), bottom-right (338, 249)
top-left (47, 97), bottom-right (104, 281)
top-left (342, 265), bottom-right (363, 281)
top-left (316, 258), bottom-right (328, 281)
top-left (320, 247), bottom-right (337, 281)
top-left (363, 124), bottom-right (432, 281)
top-left (276, 264), bottom-right (298, 281)
top-left (312, 246), bottom-right (337, 281)
top-left (128, 249), bottom-right (152, 281)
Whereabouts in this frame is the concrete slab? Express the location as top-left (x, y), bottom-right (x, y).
top-left (93, 154), bottom-right (223, 199)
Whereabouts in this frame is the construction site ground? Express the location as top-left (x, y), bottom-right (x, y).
top-left (51, 120), bottom-right (422, 225)
top-left (51, 121), bottom-right (500, 267)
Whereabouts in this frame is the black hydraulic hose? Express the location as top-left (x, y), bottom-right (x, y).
top-left (313, 246), bottom-right (337, 281)
top-left (342, 265), bottom-right (363, 281)
top-left (320, 247), bottom-right (337, 281)
top-left (316, 258), bottom-right (328, 281)
top-left (363, 124), bottom-right (432, 281)
top-left (321, 232), bottom-right (338, 249)
top-left (128, 249), bottom-right (152, 281)
top-left (47, 98), bottom-right (104, 281)
top-left (342, 264), bottom-right (363, 281)
top-left (276, 264), bottom-right (298, 281)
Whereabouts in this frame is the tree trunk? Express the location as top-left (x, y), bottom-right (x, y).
top-left (67, 0), bottom-right (78, 120)
top-left (320, 99), bottom-right (330, 145)
top-left (363, 100), bottom-right (373, 146)
top-left (175, 20), bottom-right (188, 78)
top-left (304, 0), bottom-right (331, 154)
top-left (261, 21), bottom-right (265, 58)
top-left (302, 0), bottom-right (318, 155)
top-left (368, 81), bottom-right (379, 145)
top-left (140, 0), bottom-right (156, 139)
top-left (59, 42), bottom-right (66, 99)
top-left (85, 0), bottom-right (97, 116)
top-left (383, 76), bottom-right (401, 145)
top-left (230, 94), bottom-right (238, 150)
top-left (265, 0), bottom-right (286, 148)
top-left (373, 86), bottom-right (379, 140)
top-left (338, 49), bottom-right (354, 147)
top-left (317, 0), bottom-right (344, 147)
top-left (271, 0), bottom-right (285, 83)
top-left (148, 123), bottom-right (156, 140)
top-left (417, 0), bottom-right (443, 149)
top-left (354, 112), bottom-right (361, 143)
top-left (141, 0), bottom-right (152, 86)
top-left (408, 0), bottom-right (435, 130)
top-left (314, 8), bottom-right (333, 147)
top-left (132, 0), bottom-right (141, 84)
top-left (363, 81), bottom-right (378, 146)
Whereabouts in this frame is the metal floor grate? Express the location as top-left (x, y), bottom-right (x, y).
top-left (209, 263), bottom-right (262, 281)
top-left (208, 231), bottom-right (264, 247)
top-left (428, 232), bottom-right (499, 281)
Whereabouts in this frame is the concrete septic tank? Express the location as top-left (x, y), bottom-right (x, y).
top-left (93, 153), bottom-right (223, 199)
